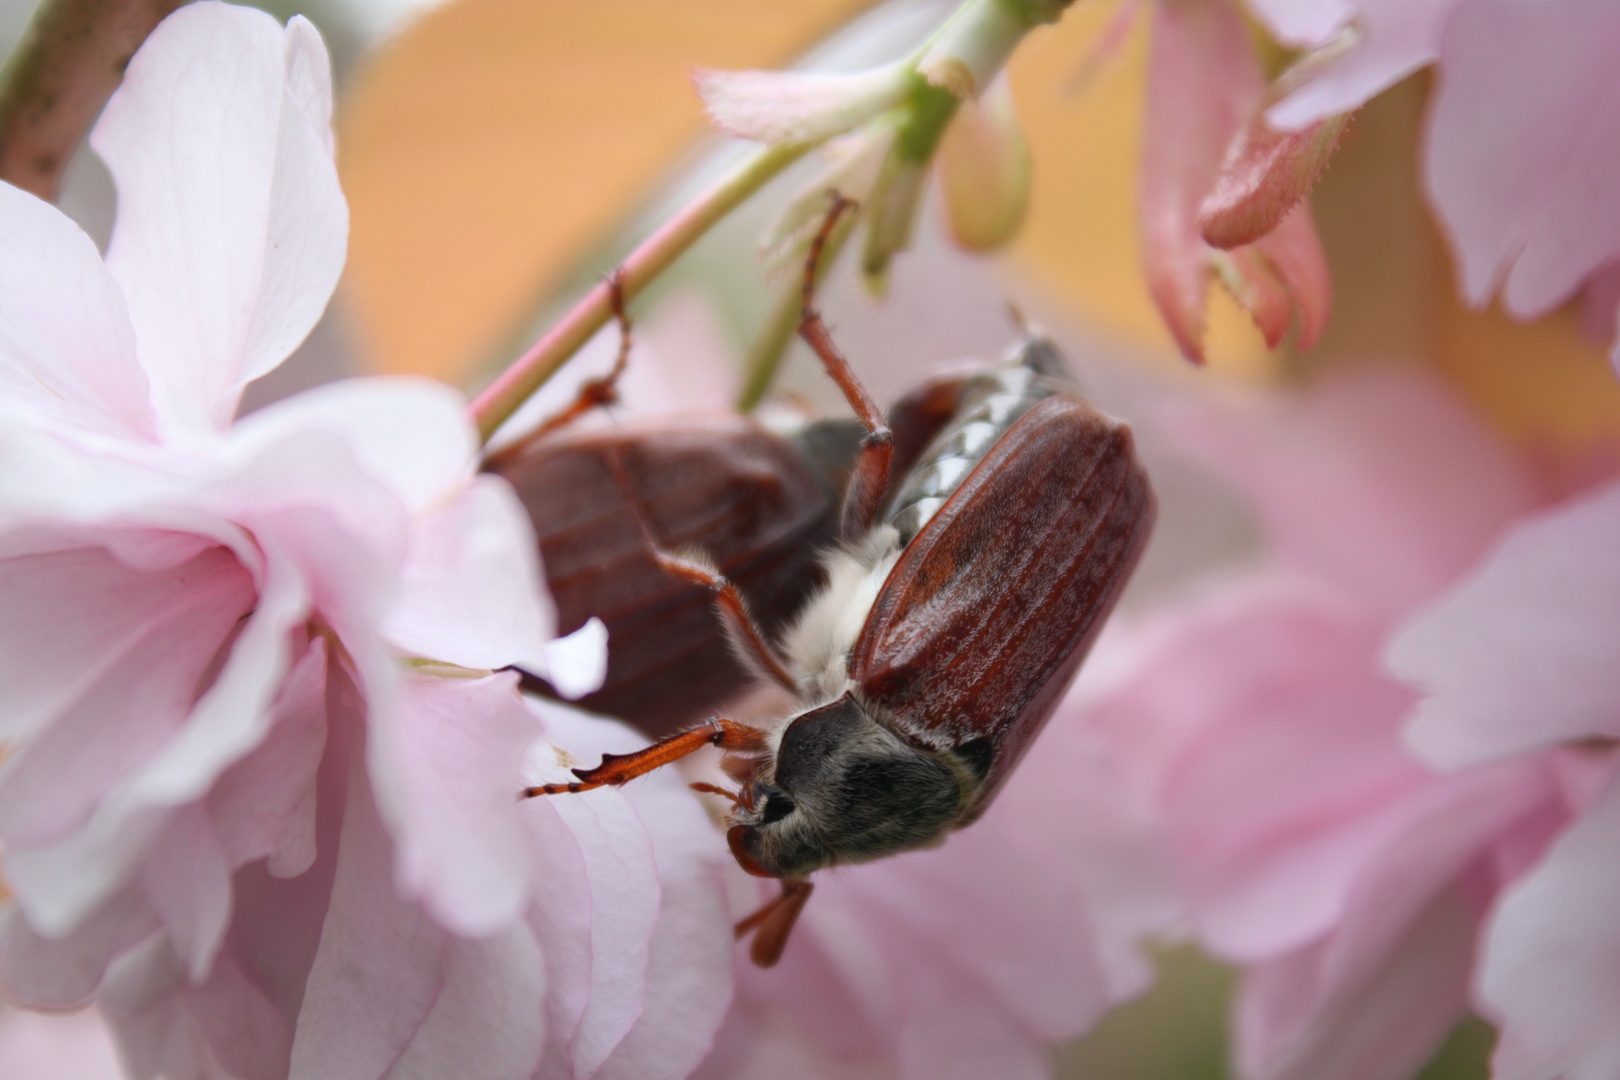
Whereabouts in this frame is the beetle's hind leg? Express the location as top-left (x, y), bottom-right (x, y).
top-left (532, 267), bottom-right (634, 437)
top-left (735, 878), bottom-right (814, 968)
top-left (797, 194), bottom-right (894, 540)
top-left (602, 451), bottom-right (801, 695)
top-left (521, 715), bottom-right (767, 798)
top-left (482, 270), bottom-right (634, 471)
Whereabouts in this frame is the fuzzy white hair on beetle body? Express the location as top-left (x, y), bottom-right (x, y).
top-left (779, 525), bottom-right (903, 714)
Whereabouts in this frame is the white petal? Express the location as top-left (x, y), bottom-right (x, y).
top-left (539, 618), bottom-right (608, 701)
top-left (0, 182), bottom-right (151, 441)
top-left (92, 2), bottom-right (346, 435)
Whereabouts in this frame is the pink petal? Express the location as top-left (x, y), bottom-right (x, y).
top-left (1140, 0), bottom-right (1259, 362)
top-left (206, 636), bottom-right (329, 877)
top-left (1481, 776), bottom-right (1620, 1080)
top-left (896, 980), bottom-right (1049, 1080)
top-left (1, 543), bottom-right (301, 937)
top-left (1090, 579), bottom-right (1432, 959)
top-left (1267, 0), bottom-right (1465, 130)
top-left (693, 65), bottom-right (910, 144)
top-left (1140, 0), bottom-right (1332, 359)
top-left (370, 670), bottom-right (544, 937)
top-left (1237, 881), bottom-right (1478, 1080)
top-left (524, 703), bottom-right (664, 1075)
top-left (1167, 366), bottom-right (1539, 617)
top-left (0, 885), bottom-right (158, 1009)
top-left (1243, 0), bottom-right (1355, 45)
top-left (1254, 203), bottom-right (1332, 349)
top-left (1423, 0), bottom-right (1620, 319)
top-left (0, 538), bottom-right (250, 749)
top-left (593, 746), bottom-right (735, 1080)
top-left (382, 478), bottom-right (565, 675)
top-left (98, 935), bottom-right (222, 1080)
top-left (139, 804), bottom-right (232, 982)
top-left (179, 946), bottom-right (295, 1080)
top-left (0, 1004), bottom-right (123, 1080)
top-left (288, 764), bottom-right (547, 1080)
top-left (91, 3), bottom-right (346, 435)
top-left (0, 183), bottom-right (151, 442)
top-left (1393, 483), bottom-right (1620, 769)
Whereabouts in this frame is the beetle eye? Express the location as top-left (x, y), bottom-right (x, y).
top-left (760, 793), bottom-right (796, 824)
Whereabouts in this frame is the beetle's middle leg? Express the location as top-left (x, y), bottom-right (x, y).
top-left (603, 452), bottom-right (800, 695)
top-left (797, 194), bottom-right (894, 540)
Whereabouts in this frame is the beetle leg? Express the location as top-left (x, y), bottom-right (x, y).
top-left (797, 194), bottom-right (894, 540)
top-left (603, 452), bottom-right (801, 694)
top-left (735, 878), bottom-right (814, 968)
top-left (481, 270), bottom-right (633, 471)
top-left (532, 267), bottom-right (634, 437)
top-left (521, 715), bottom-right (767, 798)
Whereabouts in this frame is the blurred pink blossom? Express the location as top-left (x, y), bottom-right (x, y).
top-left (1236, 0), bottom-right (1620, 365)
top-left (1083, 368), bottom-right (1593, 1080)
top-left (1389, 482), bottom-right (1620, 1080)
top-left (0, 4), bottom-right (733, 1077)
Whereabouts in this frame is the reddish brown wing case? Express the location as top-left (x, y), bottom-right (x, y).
top-left (494, 414), bottom-right (839, 737)
top-left (849, 394), bottom-right (1155, 813)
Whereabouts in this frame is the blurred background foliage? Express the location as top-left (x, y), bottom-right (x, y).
top-left (5, 0), bottom-right (1619, 1075)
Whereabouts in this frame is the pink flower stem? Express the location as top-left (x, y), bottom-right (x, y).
top-left (0, 0), bottom-right (185, 200)
top-left (470, 141), bottom-right (810, 444)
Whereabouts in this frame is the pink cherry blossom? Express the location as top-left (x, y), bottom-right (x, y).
top-left (1082, 368), bottom-right (1586, 1080)
top-left (0, 4), bottom-right (732, 1076)
top-left (1387, 481), bottom-right (1620, 1080)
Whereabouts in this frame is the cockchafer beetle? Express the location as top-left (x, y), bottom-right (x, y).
top-left (486, 277), bottom-right (967, 740)
top-left (520, 200), bottom-right (1156, 966)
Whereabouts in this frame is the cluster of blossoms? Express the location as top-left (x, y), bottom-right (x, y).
top-left (3, 1), bottom-right (1620, 1079)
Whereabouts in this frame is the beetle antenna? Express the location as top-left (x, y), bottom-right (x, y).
top-left (797, 194), bottom-right (894, 539)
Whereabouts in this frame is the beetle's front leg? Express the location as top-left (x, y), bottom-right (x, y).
top-left (734, 877), bottom-right (814, 968)
top-left (520, 715), bottom-right (767, 797)
top-left (797, 194), bottom-right (893, 540)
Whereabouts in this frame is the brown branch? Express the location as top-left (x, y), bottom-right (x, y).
top-left (0, 0), bottom-right (186, 200)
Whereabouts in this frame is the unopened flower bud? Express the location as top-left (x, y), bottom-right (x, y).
top-left (936, 77), bottom-right (1031, 251)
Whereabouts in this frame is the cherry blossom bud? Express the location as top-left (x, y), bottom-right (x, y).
top-left (936, 77), bottom-right (1032, 252)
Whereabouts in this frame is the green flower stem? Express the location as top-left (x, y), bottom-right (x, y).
top-left (918, 0), bottom-right (1074, 98)
top-left (470, 140), bottom-right (810, 444)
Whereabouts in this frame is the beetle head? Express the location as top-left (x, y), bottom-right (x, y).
top-left (726, 693), bottom-right (963, 879)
